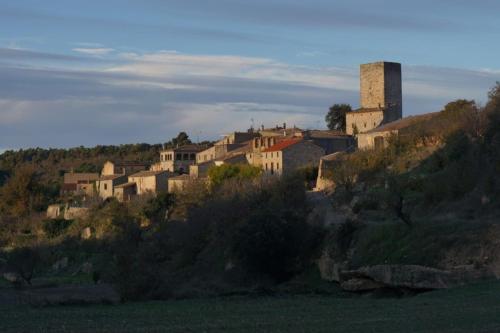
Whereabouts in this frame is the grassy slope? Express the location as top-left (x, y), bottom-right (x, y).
top-left (1, 280), bottom-right (500, 333)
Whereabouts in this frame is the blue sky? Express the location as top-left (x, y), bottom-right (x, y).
top-left (1, 0), bottom-right (500, 149)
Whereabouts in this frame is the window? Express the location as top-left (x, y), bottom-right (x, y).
top-left (176, 153), bottom-right (182, 160)
top-left (190, 153), bottom-right (195, 160)
top-left (271, 162), bottom-right (274, 175)
top-left (364, 123), bottom-right (367, 128)
top-left (277, 163), bottom-right (279, 170)
top-left (265, 163), bottom-right (268, 170)
top-left (104, 183), bottom-right (108, 190)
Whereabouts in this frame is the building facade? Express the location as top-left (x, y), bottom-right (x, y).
top-left (346, 61), bottom-right (402, 135)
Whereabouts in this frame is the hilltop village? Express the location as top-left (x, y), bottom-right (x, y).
top-left (53, 61), bottom-right (433, 212)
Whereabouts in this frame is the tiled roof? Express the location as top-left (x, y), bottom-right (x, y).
top-left (262, 138), bottom-right (302, 152)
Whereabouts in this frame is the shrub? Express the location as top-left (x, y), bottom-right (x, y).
top-left (42, 218), bottom-right (74, 238)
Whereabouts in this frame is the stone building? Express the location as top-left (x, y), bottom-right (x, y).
top-left (113, 182), bottom-right (137, 202)
top-left (96, 174), bottom-right (127, 199)
top-left (300, 130), bottom-right (355, 155)
top-left (101, 161), bottom-right (149, 176)
top-left (128, 170), bottom-right (169, 195)
top-left (346, 61), bottom-right (402, 135)
top-left (155, 144), bottom-right (203, 173)
top-left (196, 131), bottom-right (258, 164)
top-left (260, 139), bottom-right (325, 176)
top-left (61, 172), bottom-right (99, 196)
top-left (168, 174), bottom-right (193, 193)
top-left (357, 112), bottom-right (439, 149)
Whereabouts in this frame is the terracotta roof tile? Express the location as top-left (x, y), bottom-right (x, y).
top-left (262, 138), bottom-right (302, 152)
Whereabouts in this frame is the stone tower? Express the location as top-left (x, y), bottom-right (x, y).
top-left (360, 61), bottom-right (402, 123)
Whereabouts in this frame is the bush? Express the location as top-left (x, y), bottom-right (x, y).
top-left (42, 219), bottom-right (74, 238)
top-left (207, 164), bottom-right (262, 188)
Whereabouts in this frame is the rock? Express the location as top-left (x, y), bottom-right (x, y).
top-left (317, 252), bottom-right (347, 282)
top-left (340, 277), bottom-right (385, 291)
top-left (3, 272), bottom-right (21, 283)
top-left (23, 284), bottom-right (120, 306)
top-left (81, 227), bottom-right (92, 240)
top-left (339, 264), bottom-right (495, 291)
top-left (52, 257), bottom-right (69, 271)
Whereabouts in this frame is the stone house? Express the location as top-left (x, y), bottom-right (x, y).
top-left (299, 130), bottom-right (355, 155)
top-left (346, 62), bottom-right (402, 136)
top-left (155, 145), bottom-right (203, 173)
top-left (113, 182), bottom-right (137, 202)
top-left (357, 112), bottom-right (440, 150)
top-left (260, 139), bottom-right (325, 176)
top-left (196, 131), bottom-right (258, 164)
top-left (101, 161), bottom-right (149, 176)
top-left (168, 174), bottom-right (193, 193)
top-left (62, 172), bottom-right (99, 196)
top-left (128, 170), bottom-right (169, 195)
top-left (96, 174), bottom-right (127, 199)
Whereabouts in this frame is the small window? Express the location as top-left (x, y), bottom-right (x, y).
top-left (176, 153), bottom-right (182, 160)
top-left (104, 183), bottom-right (108, 190)
top-left (277, 163), bottom-right (280, 170)
top-left (364, 123), bottom-right (367, 128)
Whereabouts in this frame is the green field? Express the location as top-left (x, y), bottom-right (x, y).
top-left (1, 281), bottom-right (500, 333)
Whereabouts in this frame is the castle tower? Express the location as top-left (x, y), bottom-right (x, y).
top-left (345, 61), bottom-right (402, 135)
top-left (360, 61), bottom-right (402, 122)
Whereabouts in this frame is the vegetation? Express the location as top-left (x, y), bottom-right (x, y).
top-left (207, 164), bottom-right (262, 188)
top-left (325, 103), bottom-right (352, 132)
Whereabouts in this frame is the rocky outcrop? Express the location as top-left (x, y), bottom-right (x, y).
top-left (339, 265), bottom-right (495, 291)
top-left (23, 284), bottom-right (120, 306)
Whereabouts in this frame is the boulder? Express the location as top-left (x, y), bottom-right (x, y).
top-left (2, 272), bottom-right (21, 283)
top-left (23, 284), bottom-right (120, 306)
top-left (340, 277), bottom-right (385, 291)
top-left (81, 227), bottom-right (92, 240)
top-left (339, 264), bottom-right (495, 291)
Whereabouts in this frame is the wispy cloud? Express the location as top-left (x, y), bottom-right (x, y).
top-left (72, 47), bottom-right (115, 56)
top-left (1, 48), bottom-right (499, 148)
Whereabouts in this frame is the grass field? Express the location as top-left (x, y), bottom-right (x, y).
top-left (1, 280), bottom-right (500, 333)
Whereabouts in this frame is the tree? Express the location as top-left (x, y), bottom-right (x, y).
top-left (325, 104), bottom-right (352, 132)
top-left (207, 164), bottom-right (262, 188)
top-left (171, 132), bottom-right (192, 147)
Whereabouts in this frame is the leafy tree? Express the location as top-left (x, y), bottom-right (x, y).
top-left (325, 104), bottom-right (352, 132)
top-left (0, 165), bottom-right (44, 217)
top-left (207, 164), bottom-right (262, 188)
top-left (171, 132), bottom-right (192, 147)
top-left (6, 247), bottom-right (40, 286)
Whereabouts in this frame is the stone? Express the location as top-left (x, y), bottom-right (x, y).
top-left (81, 227), bottom-right (92, 240)
top-left (23, 284), bottom-right (120, 306)
top-left (339, 264), bottom-right (495, 291)
top-left (3, 272), bottom-right (20, 283)
top-left (340, 277), bottom-right (385, 292)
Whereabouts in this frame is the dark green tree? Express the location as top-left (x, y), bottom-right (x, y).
top-left (171, 132), bottom-right (192, 147)
top-left (325, 104), bottom-right (352, 131)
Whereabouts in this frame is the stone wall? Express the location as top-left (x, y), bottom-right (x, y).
top-left (282, 141), bottom-right (325, 174)
top-left (357, 130), bottom-right (397, 150)
top-left (345, 110), bottom-right (384, 135)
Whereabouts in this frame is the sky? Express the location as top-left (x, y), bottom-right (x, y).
top-left (1, 0), bottom-right (500, 150)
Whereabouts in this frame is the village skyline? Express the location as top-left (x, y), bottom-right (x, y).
top-left (1, 0), bottom-right (500, 151)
